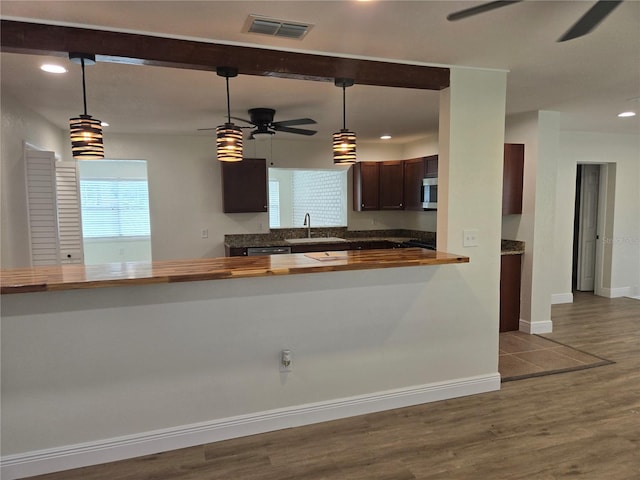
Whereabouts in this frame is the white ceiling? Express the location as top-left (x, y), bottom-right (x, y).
top-left (1, 0), bottom-right (639, 144)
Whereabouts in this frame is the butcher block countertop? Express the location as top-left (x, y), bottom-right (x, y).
top-left (0, 248), bottom-right (469, 295)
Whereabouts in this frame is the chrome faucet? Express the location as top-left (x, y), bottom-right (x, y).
top-left (303, 213), bottom-right (311, 238)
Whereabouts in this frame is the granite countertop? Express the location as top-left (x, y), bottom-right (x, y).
top-left (501, 240), bottom-right (525, 255)
top-left (226, 229), bottom-right (525, 255)
top-left (225, 228), bottom-right (434, 248)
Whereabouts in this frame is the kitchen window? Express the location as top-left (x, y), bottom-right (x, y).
top-left (268, 168), bottom-right (347, 228)
top-left (78, 160), bottom-right (152, 264)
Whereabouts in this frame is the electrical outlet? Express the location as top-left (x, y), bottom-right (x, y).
top-left (201, 229), bottom-right (208, 239)
top-left (463, 229), bottom-right (479, 247)
top-left (280, 349), bottom-right (292, 373)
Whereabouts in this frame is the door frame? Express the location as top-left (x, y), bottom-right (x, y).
top-left (572, 162), bottom-right (616, 297)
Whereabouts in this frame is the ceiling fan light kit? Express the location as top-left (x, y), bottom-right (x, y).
top-left (69, 52), bottom-right (104, 160)
top-left (216, 66), bottom-right (244, 162)
top-left (233, 107), bottom-right (318, 139)
top-left (333, 78), bottom-right (356, 165)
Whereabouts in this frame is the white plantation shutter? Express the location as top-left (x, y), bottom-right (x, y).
top-left (55, 161), bottom-right (84, 264)
top-left (24, 150), bottom-right (60, 266)
top-left (24, 152), bottom-right (85, 265)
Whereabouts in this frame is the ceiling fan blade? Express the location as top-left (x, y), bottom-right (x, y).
top-left (558, 0), bottom-right (623, 42)
top-left (273, 125), bottom-right (317, 136)
top-left (230, 116), bottom-right (255, 125)
top-left (272, 118), bottom-right (317, 127)
top-left (447, 0), bottom-right (524, 21)
top-left (198, 125), bottom-right (252, 131)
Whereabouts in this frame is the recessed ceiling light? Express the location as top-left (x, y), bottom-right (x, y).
top-left (380, 135), bottom-right (392, 140)
top-left (618, 111), bottom-right (636, 118)
top-left (100, 121), bottom-right (110, 127)
top-left (40, 64), bottom-right (67, 74)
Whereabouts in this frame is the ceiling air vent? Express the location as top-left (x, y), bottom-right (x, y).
top-left (243, 15), bottom-right (313, 40)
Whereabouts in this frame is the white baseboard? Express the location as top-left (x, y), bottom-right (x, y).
top-left (519, 319), bottom-right (553, 334)
top-left (551, 293), bottom-right (573, 304)
top-left (1, 373), bottom-right (500, 480)
top-left (596, 286), bottom-right (632, 298)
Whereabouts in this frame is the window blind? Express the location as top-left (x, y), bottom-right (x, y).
top-left (79, 179), bottom-right (150, 238)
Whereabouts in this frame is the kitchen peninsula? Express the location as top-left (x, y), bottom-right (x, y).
top-left (1, 245), bottom-right (499, 480)
top-left (0, 247), bottom-right (467, 294)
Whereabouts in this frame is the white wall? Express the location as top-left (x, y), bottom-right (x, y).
top-left (554, 132), bottom-right (640, 298)
top-left (503, 111), bottom-right (560, 333)
top-left (0, 94), bottom-right (68, 268)
top-left (504, 115), bottom-right (640, 319)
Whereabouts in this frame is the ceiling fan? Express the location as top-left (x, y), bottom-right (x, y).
top-left (232, 108), bottom-right (317, 139)
top-left (447, 0), bottom-right (624, 42)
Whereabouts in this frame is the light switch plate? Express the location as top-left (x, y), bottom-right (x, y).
top-left (463, 229), bottom-right (479, 247)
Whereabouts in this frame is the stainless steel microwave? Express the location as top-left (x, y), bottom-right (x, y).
top-left (422, 178), bottom-right (438, 209)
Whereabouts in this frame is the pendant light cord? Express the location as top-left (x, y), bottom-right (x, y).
top-left (342, 84), bottom-right (346, 130)
top-left (226, 76), bottom-right (231, 123)
top-left (81, 57), bottom-right (88, 116)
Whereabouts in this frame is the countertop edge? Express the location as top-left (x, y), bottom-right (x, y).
top-left (1, 249), bottom-right (469, 295)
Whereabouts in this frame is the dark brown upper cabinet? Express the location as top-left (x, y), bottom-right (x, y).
top-left (403, 157), bottom-right (427, 211)
top-left (379, 161), bottom-right (405, 210)
top-left (425, 155), bottom-right (438, 178)
top-left (221, 158), bottom-right (268, 213)
top-left (502, 144), bottom-right (524, 215)
top-left (353, 161), bottom-right (405, 211)
top-left (353, 162), bottom-right (381, 211)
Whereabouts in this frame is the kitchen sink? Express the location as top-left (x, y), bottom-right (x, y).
top-left (285, 237), bottom-right (347, 244)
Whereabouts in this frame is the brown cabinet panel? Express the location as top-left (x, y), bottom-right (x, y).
top-left (403, 157), bottom-right (426, 211)
top-left (221, 158), bottom-right (268, 213)
top-left (500, 254), bottom-right (522, 332)
top-left (425, 155), bottom-right (438, 178)
top-left (502, 144), bottom-right (524, 215)
top-left (225, 246), bottom-right (248, 257)
top-left (290, 242), bottom-right (351, 253)
top-left (353, 162), bottom-right (380, 211)
top-left (379, 161), bottom-right (404, 210)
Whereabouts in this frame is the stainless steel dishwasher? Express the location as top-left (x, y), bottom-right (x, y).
top-left (246, 246), bottom-right (292, 256)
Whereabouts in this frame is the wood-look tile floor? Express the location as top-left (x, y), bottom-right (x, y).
top-left (23, 292), bottom-right (640, 480)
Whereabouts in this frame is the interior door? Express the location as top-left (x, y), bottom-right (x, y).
top-left (576, 164), bottom-right (599, 291)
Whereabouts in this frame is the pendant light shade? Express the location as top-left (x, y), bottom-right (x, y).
top-left (69, 53), bottom-right (104, 160)
top-left (333, 78), bottom-right (356, 165)
top-left (216, 67), bottom-right (243, 162)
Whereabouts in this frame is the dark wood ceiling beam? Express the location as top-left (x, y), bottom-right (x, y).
top-left (0, 20), bottom-right (449, 90)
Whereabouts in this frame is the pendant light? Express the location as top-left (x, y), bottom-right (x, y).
top-left (216, 66), bottom-right (243, 162)
top-left (69, 53), bottom-right (104, 160)
top-left (333, 78), bottom-right (356, 165)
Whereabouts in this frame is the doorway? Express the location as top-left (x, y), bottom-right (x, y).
top-left (572, 163), bottom-right (615, 295)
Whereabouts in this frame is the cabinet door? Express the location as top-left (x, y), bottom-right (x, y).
top-left (502, 144), bottom-right (524, 215)
top-left (500, 254), bottom-right (522, 332)
top-left (425, 155), bottom-right (438, 178)
top-left (379, 161), bottom-right (404, 210)
top-left (221, 158), bottom-right (268, 213)
top-left (403, 157), bottom-right (426, 211)
top-left (290, 243), bottom-right (351, 253)
top-left (353, 162), bottom-right (380, 211)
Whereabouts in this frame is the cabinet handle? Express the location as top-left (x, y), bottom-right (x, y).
top-left (361, 203), bottom-right (365, 207)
